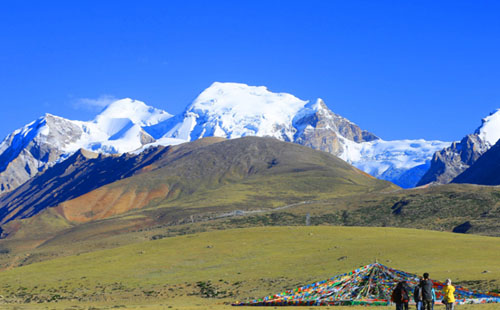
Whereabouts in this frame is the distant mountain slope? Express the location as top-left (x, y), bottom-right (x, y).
top-left (55, 136), bottom-right (398, 224)
top-left (0, 147), bottom-right (165, 225)
top-left (0, 136), bottom-right (397, 228)
top-left (452, 139), bottom-right (500, 185)
top-left (0, 137), bottom-right (227, 225)
top-left (417, 109), bottom-right (500, 186)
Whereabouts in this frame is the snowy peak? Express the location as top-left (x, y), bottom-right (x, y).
top-left (0, 113), bottom-right (83, 193)
top-left (475, 109), bottom-right (500, 146)
top-left (95, 98), bottom-right (172, 127)
top-left (292, 99), bottom-right (328, 125)
top-left (189, 82), bottom-right (308, 134)
top-left (162, 82), bottom-right (309, 141)
top-left (0, 113), bottom-right (83, 162)
top-left (0, 98), bottom-right (172, 194)
top-left (189, 82), bottom-right (307, 116)
top-left (102, 83), bottom-right (442, 188)
top-left (163, 82), bottom-right (378, 145)
top-left (308, 98), bottom-right (330, 113)
top-left (63, 98), bottom-right (171, 154)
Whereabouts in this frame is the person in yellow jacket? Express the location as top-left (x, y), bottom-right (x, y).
top-left (442, 279), bottom-right (456, 310)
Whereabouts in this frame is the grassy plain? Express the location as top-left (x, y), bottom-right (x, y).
top-left (219, 184), bottom-right (500, 236)
top-left (0, 226), bottom-right (498, 309)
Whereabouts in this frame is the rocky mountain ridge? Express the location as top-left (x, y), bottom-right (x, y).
top-left (417, 109), bottom-right (500, 186)
top-left (452, 138), bottom-right (500, 185)
top-left (0, 114), bottom-right (84, 193)
top-left (0, 99), bottom-right (170, 194)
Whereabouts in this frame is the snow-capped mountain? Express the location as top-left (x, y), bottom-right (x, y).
top-left (0, 114), bottom-right (82, 193)
top-left (0, 99), bottom-right (172, 193)
top-left (69, 98), bottom-right (172, 154)
top-left (145, 82), bottom-right (308, 142)
top-left (0, 82), bottom-right (450, 193)
top-left (145, 82), bottom-right (448, 187)
top-left (417, 109), bottom-right (500, 186)
top-left (145, 83), bottom-right (381, 151)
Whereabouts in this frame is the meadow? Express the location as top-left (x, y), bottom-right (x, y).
top-left (0, 226), bottom-right (498, 309)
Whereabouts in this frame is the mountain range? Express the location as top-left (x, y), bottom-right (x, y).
top-left (0, 82), bottom-right (453, 194)
top-left (1, 81), bottom-right (500, 224)
top-left (0, 80), bottom-right (499, 268)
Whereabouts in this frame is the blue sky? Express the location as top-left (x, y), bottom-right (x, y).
top-left (1, 1), bottom-right (499, 141)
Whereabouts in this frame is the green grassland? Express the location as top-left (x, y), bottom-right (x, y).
top-left (0, 226), bottom-right (498, 309)
top-left (212, 183), bottom-right (500, 236)
top-left (1, 183), bottom-right (500, 273)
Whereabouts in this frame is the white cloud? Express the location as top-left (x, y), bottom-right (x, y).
top-left (73, 95), bottom-right (117, 110)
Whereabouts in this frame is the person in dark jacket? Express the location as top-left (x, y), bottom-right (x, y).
top-left (391, 281), bottom-right (410, 310)
top-left (413, 279), bottom-right (423, 310)
top-left (420, 273), bottom-right (434, 310)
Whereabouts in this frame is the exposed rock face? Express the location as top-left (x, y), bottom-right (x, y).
top-left (417, 134), bottom-right (489, 186)
top-left (417, 109), bottom-right (500, 186)
top-left (0, 114), bottom-right (83, 193)
top-left (292, 99), bottom-right (378, 157)
top-left (139, 129), bottom-right (155, 145)
top-left (452, 138), bottom-right (500, 185)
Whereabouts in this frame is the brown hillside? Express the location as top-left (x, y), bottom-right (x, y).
top-left (0, 137), bottom-right (226, 225)
top-left (47, 136), bottom-right (396, 224)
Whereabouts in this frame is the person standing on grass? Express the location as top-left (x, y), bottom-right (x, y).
top-left (443, 279), bottom-right (456, 310)
top-left (414, 279), bottom-right (423, 310)
top-left (391, 280), bottom-right (410, 310)
top-left (420, 273), bottom-right (433, 310)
